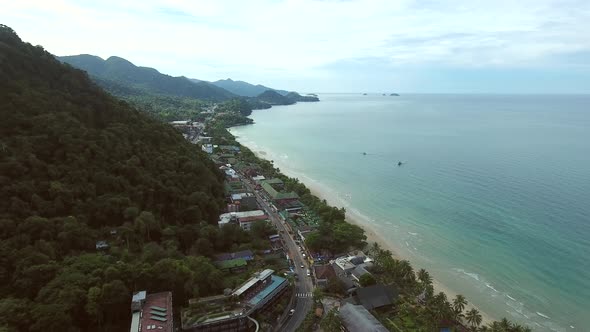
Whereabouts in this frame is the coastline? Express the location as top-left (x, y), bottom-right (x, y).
top-left (239, 142), bottom-right (495, 325)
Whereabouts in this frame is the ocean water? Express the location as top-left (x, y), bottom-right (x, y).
top-left (229, 94), bottom-right (590, 331)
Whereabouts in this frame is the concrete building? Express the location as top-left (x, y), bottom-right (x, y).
top-left (130, 291), bottom-right (173, 332)
top-left (218, 210), bottom-right (268, 230)
top-left (181, 269), bottom-right (288, 332)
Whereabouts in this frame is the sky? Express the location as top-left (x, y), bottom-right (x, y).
top-left (2, 0), bottom-right (590, 93)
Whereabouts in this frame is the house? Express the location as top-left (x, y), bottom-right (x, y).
top-left (350, 284), bottom-right (398, 310)
top-left (130, 291), bottom-right (173, 332)
top-left (96, 240), bottom-right (109, 250)
top-left (351, 265), bottom-right (371, 284)
top-left (313, 265), bottom-right (337, 289)
top-left (338, 303), bottom-right (388, 332)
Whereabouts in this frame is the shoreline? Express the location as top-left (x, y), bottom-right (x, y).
top-left (237, 141), bottom-right (496, 325)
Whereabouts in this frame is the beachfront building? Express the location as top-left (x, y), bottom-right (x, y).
top-left (181, 269), bottom-right (288, 332)
top-left (130, 291), bottom-right (173, 332)
top-left (259, 178), bottom-right (300, 207)
top-left (331, 252), bottom-right (375, 289)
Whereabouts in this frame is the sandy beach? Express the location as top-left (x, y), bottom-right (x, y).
top-left (249, 147), bottom-right (495, 325)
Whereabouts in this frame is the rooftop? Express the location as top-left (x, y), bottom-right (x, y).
top-left (214, 250), bottom-right (254, 262)
top-left (219, 210), bottom-right (266, 226)
top-left (135, 292), bottom-right (173, 332)
top-left (355, 284), bottom-right (398, 310)
top-left (313, 265), bottom-right (337, 280)
top-left (233, 269), bottom-right (275, 297)
top-left (248, 275), bottom-right (287, 306)
top-left (338, 303), bottom-right (388, 332)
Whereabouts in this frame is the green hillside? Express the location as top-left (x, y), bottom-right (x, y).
top-left (0, 25), bottom-right (237, 331)
top-left (59, 54), bottom-right (236, 101)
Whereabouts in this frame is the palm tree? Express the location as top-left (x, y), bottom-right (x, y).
top-left (452, 294), bottom-right (468, 316)
top-left (417, 268), bottom-right (432, 286)
top-left (498, 318), bottom-right (512, 330)
top-left (465, 308), bottom-right (482, 330)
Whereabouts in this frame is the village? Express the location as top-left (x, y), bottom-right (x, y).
top-left (123, 116), bottom-right (481, 332)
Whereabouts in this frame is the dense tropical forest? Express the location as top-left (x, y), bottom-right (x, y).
top-left (0, 25), bottom-right (270, 332)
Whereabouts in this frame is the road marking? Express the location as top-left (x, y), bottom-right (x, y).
top-left (296, 292), bottom-right (313, 298)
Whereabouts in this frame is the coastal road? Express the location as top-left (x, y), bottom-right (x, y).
top-left (241, 179), bottom-right (314, 332)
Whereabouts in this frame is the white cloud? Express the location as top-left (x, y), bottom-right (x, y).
top-left (2, 0), bottom-right (589, 90)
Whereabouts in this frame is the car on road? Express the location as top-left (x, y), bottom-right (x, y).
top-left (300, 263), bottom-right (304, 268)
top-left (289, 309), bottom-right (295, 316)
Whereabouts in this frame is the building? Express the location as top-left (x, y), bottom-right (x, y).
top-left (201, 144), bottom-right (213, 154)
top-left (297, 225), bottom-right (315, 242)
top-left (218, 210), bottom-right (268, 230)
top-left (130, 291), bottom-right (173, 332)
top-left (181, 270), bottom-right (288, 332)
top-left (351, 265), bottom-right (371, 283)
top-left (348, 284), bottom-right (398, 310)
top-left (338, 303), bottom-right (388, 332)
top-left (313, 265), bottom-right (337, 288)
top-left (214, 250), bottom-right (254, 262)
top-left (233, 269), bottom-right (289, 310)
top-left (251, 175), bottom-right (265, 183)
top-left (331, 252), bottom-right (375, 290)
top-left (230, 193), bottom-right (258, 211)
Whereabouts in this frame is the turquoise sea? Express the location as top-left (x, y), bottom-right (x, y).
top-left (229, 94), bottom-right (590, 331)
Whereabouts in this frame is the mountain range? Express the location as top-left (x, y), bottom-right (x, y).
top-left (58, 55), bottom-right (318, 104)
top-left (209, 78), bottom-right (289, 97)
top-left (59, 54), bottom-right (235, 101)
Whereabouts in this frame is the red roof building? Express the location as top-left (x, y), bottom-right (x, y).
top-left (130, 291), bottom-right (173, 332)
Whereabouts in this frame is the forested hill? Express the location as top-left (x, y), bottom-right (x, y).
top-left (59, 54), bottom-right (236, 101)
top-left (210, 78), bottom-right (290, 97)
top-left (0, 25), bottom-right (228, 331)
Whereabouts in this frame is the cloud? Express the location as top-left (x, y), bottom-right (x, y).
top-left (2, 0), bottom-right (589, 92)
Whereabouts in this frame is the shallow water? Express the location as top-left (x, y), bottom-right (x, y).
top-left (230, 93), bottom-right (590, 331)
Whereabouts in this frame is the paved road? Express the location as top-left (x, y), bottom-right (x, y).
top-left (242, 179), bottom-right (314, 332)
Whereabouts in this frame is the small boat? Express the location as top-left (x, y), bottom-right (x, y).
top-left (397, 161), bottom-right (403, 166)
top-left (362, 152), bottom-right (367, 155)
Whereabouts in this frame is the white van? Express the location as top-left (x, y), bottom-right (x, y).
top-left (306, 269), bottom-right (311, 277)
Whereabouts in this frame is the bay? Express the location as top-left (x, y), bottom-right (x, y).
top-left (230, 93), bottom-right (590, 331)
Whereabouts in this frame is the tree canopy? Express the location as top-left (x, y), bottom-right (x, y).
top-left (0, 25), bottom-right (232, 331)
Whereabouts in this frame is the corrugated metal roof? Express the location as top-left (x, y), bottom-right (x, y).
top-left (339, 303), bottom-right (388, 332)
